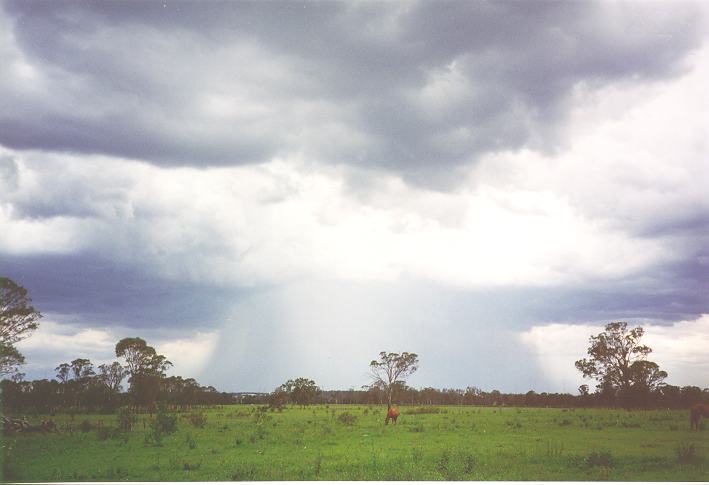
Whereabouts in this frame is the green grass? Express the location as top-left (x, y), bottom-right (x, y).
top-left (1, 405), bottom-right (707, 481)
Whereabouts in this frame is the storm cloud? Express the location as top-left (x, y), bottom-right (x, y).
top-left (1, 1), bottom-right (705, 184)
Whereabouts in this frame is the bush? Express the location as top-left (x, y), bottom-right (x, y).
top-left (96, 427), bottom-right (120, 441)
top-left (117, 407), bottom-right (137, 432)
top-left (79, 420), bottom-right (92, 433)
top-left (337, 412), bottom-right (358, 426)
top-left (187, 412), bottom-right (207, 428)
top-left (145, 403), bottom-right (178, 446)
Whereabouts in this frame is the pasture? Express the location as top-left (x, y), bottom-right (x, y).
top-left (2, 405), bottom-right (708, 481)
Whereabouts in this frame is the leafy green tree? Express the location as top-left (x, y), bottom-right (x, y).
top-left (281, 377), bottom-right (320, 406)
top-left (0, 344), bottom-right (25, 377)
top-left (0, 278), bottom-right (42, 376)
top-left (575, 322), bottom-right (667, 408)
top-left (369, 351), bottom-right (419, 410)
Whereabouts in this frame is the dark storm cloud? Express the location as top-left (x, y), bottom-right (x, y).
top-left (1, 0), bottom-right (704, 183)
top-left (0, 252), bottom-right (238, 329)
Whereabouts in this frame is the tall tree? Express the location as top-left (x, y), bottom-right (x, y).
top-left (115, 337), bottom-right (171, 409)
top-left (575, 322), bottom-right (667, 408)
top-left (0, 278), bottom-right (42, 376)
top-left (370, 351), bottom-right (419, 410)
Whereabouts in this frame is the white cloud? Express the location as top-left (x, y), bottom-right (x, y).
top-left (519, 314), bottom-right (709, 391)
top-left (155, 331), bottom-right (219, 378)
top-left (15, 318), bottom-right (218, 383)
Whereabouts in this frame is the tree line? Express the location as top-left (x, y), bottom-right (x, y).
top-left (1, 277), bottom-right (708, 415)
top-left (1, 337), bottom-right (234, 414)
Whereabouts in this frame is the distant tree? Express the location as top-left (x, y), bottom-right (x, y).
top-left (281, 377), bottom-right (320, 406)
top-left (268, 386), bottom-right (289, 410)
top-left (70, 358), bottom-right (95, 382)
top-left (55, 363), bottom-right (71, 384)
top-left (370, 351), bottom-right (419, 410)
top-left (98, 361), bottom-right (128, 392)
top-left (115, 337), bottom-right (172, 409)
top-left (575, 322), bottom-right (667, 408)
top-left (0, 278), bottom-right (42, 376)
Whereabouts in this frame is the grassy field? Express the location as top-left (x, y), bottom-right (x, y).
top-left (1, 404), bottom-right (708, 481)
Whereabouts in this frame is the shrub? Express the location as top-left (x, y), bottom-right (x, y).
top-left (117, 407), bottom-right (137, 432)
top-left (79, 420), bottom-right (92, 433)
top-left (337, 412), bottom-right (358, 426)
top-left (96, 427), bottom-right (119, 441)
top-left (145, 403), bottom-right (178, 446)
top-left (187, 412), bottom-right (207, 428)
top-left (586, 451), bottom-right (614, 468)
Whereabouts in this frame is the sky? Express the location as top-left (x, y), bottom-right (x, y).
top-left (1, 0), bottom-right (708, 393)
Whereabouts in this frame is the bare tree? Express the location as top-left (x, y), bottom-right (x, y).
top-left (369, 351), bottom-right (419, 410)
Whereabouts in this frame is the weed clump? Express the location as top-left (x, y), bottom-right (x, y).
top-left (231, 465), bottom-right (256, 481)
top-left (676, 442), bottom-right (697, 464)
top-left (436, 450), bottom-right (450, 474)
top-left (586, 451), bottom-right (614, 468)
top-left (337, 412), bottom-right (358, 426)
top-left (410, 424), bottom-right (425, 432)
top-left (186, 434), bottom-right (196, 449)
top-left (409, 407), bottom-right (445, 415)
top-left (462, 453), bottom-right (476, 473)
top-left (96, 427), bottom-right (120, 441)
top-left (183, 461), bottom-right (201, 471)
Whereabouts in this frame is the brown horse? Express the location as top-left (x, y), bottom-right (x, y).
top-left (690, 403), bottom-right (709, 430)
top-left (385, 407), bottom-right (400, 425)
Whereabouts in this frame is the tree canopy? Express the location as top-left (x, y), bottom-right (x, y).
top-left (370, 351), bottom-right (419, 409)
top-left (0, 278), bottom-right (42, 376)
top-left (575, 322), bottom-right (667, 407)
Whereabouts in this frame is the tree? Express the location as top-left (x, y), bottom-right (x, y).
top-left (98, 361), bottom-right (128, 392)
top-left (0, 343), bottom-right (25, 376)
top-left (0, 278), bottom-right (42, 376)
top-left (575, 322), bottom-right (667, 408)
top-left (281, 377), bottom-right (320, 406)
top-left (369, 351), bottom-right (419, 410)
top-left (115, 337), bottom-right (172, 409)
